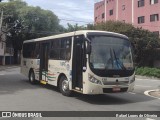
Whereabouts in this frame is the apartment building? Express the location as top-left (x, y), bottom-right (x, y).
top-left (0, 33), bottom-right (14, 65)
top-left (94, 0), bottom-right (160, 35)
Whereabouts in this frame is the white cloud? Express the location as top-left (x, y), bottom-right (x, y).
top-left (22, 0), bottom-right (101, 27)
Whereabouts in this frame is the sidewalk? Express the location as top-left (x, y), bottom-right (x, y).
top-left (0, 65), bottom-right (20, 71)
top-left (136, 75), bottom-right (160, 99)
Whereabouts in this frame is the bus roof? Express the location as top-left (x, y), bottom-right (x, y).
top-left (23, 30), bottom-right (128, 43)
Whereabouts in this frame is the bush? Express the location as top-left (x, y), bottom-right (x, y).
top-left (136, 67), bottom-right (160, 78)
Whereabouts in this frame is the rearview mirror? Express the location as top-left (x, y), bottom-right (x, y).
top-left (86, 43), bottom-right (91, 54)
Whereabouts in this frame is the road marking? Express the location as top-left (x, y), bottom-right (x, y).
top-left (135, 85), bottom-right (152, 88)
top-left (144, 89), bottom-right (160, 99)
top-left (128, 92), bottom-right (136, 94)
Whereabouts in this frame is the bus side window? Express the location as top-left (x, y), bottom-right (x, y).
top-left (49, 37), bottom-right (71, 60)
top-left (23, 43), bottom-right (36, 58)
top-left (35, 43), bottom-right (40, 59)
top-left (60, 37), bottom-right (71, 60)
top-left (50, 40), bottom-right (60, 60)
top-left (30, 43), bottom-right (36, 58)
top-left (65, 37), bottom-right (72, 60)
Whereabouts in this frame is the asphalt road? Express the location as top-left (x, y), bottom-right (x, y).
top-left (0, 67), bottom-right (159, 120)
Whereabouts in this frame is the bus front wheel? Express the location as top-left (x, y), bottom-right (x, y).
top-left (59, 76), bottom-right (72, 96)
top-left (29, 70), bottom-right (37, 84)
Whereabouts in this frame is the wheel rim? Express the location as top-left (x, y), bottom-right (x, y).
top-left (30, 72), bottom-right (34, 82)
top-left (62, 79), bottom-right (69, 92)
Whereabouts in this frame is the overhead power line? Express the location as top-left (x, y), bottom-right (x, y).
top-left (59, 18), bottom-right (93, 24)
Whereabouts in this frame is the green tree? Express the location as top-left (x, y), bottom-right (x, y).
top-left (0, 0), bottom-right (62, 64)
top-left (18, 6), bottom-right (59, 33)
top-left (66, 23), bottom-right (86, 32)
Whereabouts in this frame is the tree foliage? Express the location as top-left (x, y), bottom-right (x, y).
top-left (65, 23), bottom-right (86, 32)
top-left (0, 0), bottom-right (62, 63)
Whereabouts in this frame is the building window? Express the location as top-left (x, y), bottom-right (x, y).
top-left (138, 16), bottom-right (145, 24)
top-left (122, 5), bottom-right (125, 10)
top-left (109, 9), bottom-right (113, 16)
top-left (102, 13), bottom-right (105, 19)
top-left (150, 14), bottom-right (159, 22)
top-left (95, 17), bottom-right (97, 21)
top-left (150, 0), bottom-right (158, 4)
top-left (138, 0), bottom-right (144, 7)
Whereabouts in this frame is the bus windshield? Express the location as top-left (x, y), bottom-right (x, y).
top-left (89, 35), bottom-right (134, 71)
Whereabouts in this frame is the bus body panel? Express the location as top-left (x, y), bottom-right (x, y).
top-left (21, 58), bottom-right (40, 80)
top-left (47, 60), bottom-right (72, 87)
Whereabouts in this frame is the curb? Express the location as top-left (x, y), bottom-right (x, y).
top-left (0, 66), bottom-right (20, 71)
top-left (144, 89), bottom-right (160, 99)
top-left (135, 75), bottom-right (160, 80)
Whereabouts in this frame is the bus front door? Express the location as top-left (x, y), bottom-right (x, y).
top-left (72, 36), bottom-right (84, 90)
top-left (40, 43), bottom-right (49, 84)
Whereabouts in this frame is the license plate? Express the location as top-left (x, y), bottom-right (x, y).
top-left (113, 87), bottom-right (121, 92)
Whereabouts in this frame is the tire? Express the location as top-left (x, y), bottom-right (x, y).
top-left (29, 70), bottom-right (37, 84)
top-left (59, 76), bottom-right (72, 96)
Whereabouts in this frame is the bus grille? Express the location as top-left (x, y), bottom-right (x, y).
top-left (102, 81), bottom-right (129, 85)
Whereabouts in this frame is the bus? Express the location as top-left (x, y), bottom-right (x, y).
top-left (21, 30), bottom-right (135, 96)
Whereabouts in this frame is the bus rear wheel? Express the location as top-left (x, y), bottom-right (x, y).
top-left (59, 76), bottom-right (72, 96)
top-left (29, 70), bottom-right (37, 84)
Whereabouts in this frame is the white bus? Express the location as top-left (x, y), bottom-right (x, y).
top-left (21, 30), bottom-right (135, 96)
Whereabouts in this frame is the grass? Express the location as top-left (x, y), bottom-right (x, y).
top-left (136, 67), bottom-right (160, 78)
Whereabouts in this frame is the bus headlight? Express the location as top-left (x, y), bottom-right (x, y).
top-left (88, 74), bottom-right (102, 85)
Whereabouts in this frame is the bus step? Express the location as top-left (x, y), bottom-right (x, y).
top-left (75, 87), bottom-right (80, 90)
top-left (40, 80), bottom-right (47, 85)
top-left (72, 89), bottom-right (83, 93)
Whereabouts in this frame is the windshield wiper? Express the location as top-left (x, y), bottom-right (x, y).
top-left (109, 48), bottom-right (114, 68)
top-left (112, 49), bottom-right (126, 70)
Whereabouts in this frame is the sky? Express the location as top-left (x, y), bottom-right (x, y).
top-left (2, 0), bottom-right (102, 27)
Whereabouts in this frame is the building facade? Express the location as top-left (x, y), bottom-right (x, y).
top-left (0, 33), bottom-right (14, 65)
top-left (94, 0), bottom-right (160, 35)
top-left (0, 8), bottom-right (14, 65)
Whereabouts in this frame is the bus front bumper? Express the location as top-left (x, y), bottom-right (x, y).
top-left (83, 82), bottom-right (135, 94)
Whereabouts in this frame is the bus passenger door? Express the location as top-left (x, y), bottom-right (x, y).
top-left (72, 36), bottom-right (84, 90)
top-left (40, 43), bottom-right (49, 83)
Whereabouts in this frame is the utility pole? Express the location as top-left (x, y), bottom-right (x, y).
top-left (0, 9), bottom-right (3, 29)
top-left (0, 8), bottom-right (6, 65)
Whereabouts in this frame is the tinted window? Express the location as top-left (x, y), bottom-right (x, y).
top-left (50, 37), bottom-right (72, 60)
top-left (23, 42), bottom-right (36, 58)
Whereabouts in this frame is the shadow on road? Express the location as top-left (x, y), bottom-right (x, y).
top-left (0, 74), bottom-right (42, 95)
top-left (73, 93), bottom-right (155, 105)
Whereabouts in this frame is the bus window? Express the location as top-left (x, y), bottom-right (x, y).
top-left (23, 42), bottom-right (36, 58)
top-left (50, 37), bottom-right (71, 60)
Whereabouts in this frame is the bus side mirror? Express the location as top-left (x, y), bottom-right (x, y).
top-left (86, 44), bottom-right (91, 54)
